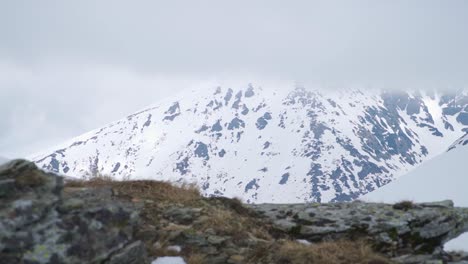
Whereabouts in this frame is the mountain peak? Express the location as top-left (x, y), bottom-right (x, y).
top-left (32, 85), bottom-right (468, 203)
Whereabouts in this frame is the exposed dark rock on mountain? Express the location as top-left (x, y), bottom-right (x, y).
top-left (448, 133), bottom-right (468, 151)
top-left (32, 86), bottom-right (468, 203)
top-left (2, 160), bottom-right (468, 264)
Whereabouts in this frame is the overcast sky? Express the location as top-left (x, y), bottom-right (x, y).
top-left (1, 0), bottom-right (468, 158)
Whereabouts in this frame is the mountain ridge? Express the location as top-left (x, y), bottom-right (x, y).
top-left (32, 85), bottom-right (468, 203)
top-left (448, 133), bottom-right (468, 151)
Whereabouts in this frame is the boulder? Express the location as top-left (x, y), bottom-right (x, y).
top-left (0, 160), bottom-right (148, 264)
top-left (249, 201), bottom-right (468, 257)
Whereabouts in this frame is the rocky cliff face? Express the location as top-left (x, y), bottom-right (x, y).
top-left (32, 86), bottom-right (468, 203)
top-left (2, 160), bottom-right (468, 264)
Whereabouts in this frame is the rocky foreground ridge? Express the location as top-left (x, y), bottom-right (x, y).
top-left (1, 160), bottom-right (468, 264)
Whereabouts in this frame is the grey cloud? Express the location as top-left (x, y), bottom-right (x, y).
top-left (1, 0), bottom-right (468, 157)
top-left (0, 63), bottom-right (206, 157)
top-left (1, 0), bottom-right (468, 86)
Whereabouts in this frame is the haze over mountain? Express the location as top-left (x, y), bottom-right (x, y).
top-left (0, 156), bottom-right (8, 165)
top-left (31, 85), bottom-right (468, 203)
top-left (3, 1), bottom-right (468, 159)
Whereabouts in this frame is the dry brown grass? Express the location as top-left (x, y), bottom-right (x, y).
top-left (114, 180), bottom-right (201, 204)
top-left (64, 177), bottom-right (392, 264)
top-left (210, 196), bottom-right (255, 216)
top-left (250, 240), bottom-right (393, 264)
top-left (194, 206), bottom-right (272, 241)
top-left (197, 208), bottom-right (244, 235)
top-left (278, 240), bottom-right (392, 264)
top-left (65, 177), bottom-right (201, 205)
top-left (65, 175), bottom-right (113, 188)
top-left (185, 254), bottom-right (206, 264)
top-left (392, 200), bottom-right (414, 211)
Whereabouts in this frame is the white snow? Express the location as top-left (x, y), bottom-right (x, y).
top-left (151, 256), bottom-right (186, 264)
top-left (166, 245), bottom-right (182, 253)
top-left (296, 239), bottom-right (312, 245)
top-left (30, 86), bottom-right (467, 203)
top-left (364, 145), bottom-right (468, 251)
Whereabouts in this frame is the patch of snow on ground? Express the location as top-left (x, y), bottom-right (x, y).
top-left (297, 239), bottom-right (312, 245)
top-left (166, 245), bottom-right (181, 253)
top-left (151, 256), bottom-right (186, 264)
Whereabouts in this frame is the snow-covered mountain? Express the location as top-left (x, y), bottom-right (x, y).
top-left (364, 135), bottom-right (468, 205)
top-left (31, 85), bottom-right (468, 203)
top-left (364, 134), bottom-right (468, 251)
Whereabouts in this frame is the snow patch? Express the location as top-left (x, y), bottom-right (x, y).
top-left (152, 256), bottom-right (186, 264)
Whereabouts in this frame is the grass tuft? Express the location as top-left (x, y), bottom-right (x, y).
top-left (65, 178), bottom-right (201, 205)
top-left (392, 200), bottom-right (414, 211)
top-left (185, 254), bottom-right (206, 264)
top-left (261, 240), bottom-right (393, 264)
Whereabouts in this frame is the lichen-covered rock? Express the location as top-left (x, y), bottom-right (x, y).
top-left (2, 159), bottom-right (468, 263)
top-left (249, 201), bottom-right (468, 258)
top-left (0, 160), bottom-right (148, 264)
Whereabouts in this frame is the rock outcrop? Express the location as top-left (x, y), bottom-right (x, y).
top-left (0, 160), bottom-right (147, 264)
top-left (1, 159), bottom-right (468, 264)
top-left (249, 201), bottom-right (468, 256)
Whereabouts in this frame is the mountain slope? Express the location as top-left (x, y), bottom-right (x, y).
top-left (364, 135), bottom-right (468, 251)
top-left (364, 138), bottom-right (468, 204)
top-left (448, 133), bottom-right (468, 151)
top-left (32, 85), bottom-right (468, 203)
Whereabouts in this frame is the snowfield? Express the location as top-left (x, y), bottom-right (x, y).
top-left (365, 142), bottom-right (468, 251)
